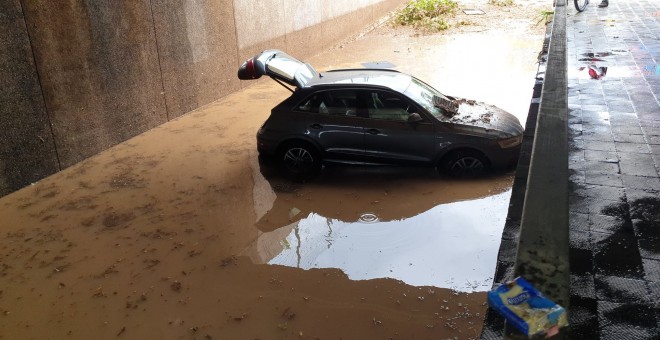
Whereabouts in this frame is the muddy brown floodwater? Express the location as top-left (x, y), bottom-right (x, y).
top-left (0, 2), bottom-right (548, 339)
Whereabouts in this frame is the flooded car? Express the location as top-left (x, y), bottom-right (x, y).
top-left (238, 49), bottom-right (523, 177)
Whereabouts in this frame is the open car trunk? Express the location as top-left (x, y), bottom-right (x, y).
top-left (237, 49), bottom-right (318, 89)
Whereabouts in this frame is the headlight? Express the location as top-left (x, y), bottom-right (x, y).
top-left (497, 136), bottom-right (522, 149)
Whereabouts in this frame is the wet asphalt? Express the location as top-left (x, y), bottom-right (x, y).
top-left (565, 0), bottom-right (660, 338)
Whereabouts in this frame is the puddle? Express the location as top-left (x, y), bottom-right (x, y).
top-left (244, 188), bottom-right (512, 292)
top-left (571, 65), bottom-right (643, 80)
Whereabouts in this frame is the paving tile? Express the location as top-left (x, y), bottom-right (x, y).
top-left (611, 124), bottom-right (643, 135)
top-left (570, 169), bottom-right (586, 185)
top-left (606, 101), bottom-right (635, 112)
top-left (640, 120), bottom-right (660, 129)
top-left (569, 128), bottom-right (583, 140)
top-left (584, 160), bottom-right (620, 174)
top-left (585, 171), bottom-right (624, 187)
top-left (569, 296), bottom-right (600, 339)
top-left (589, 198), bottom-right (628, 217)
top-left (570, 246), bottom-right (595, 275)
top-left (639, 239), bottom-right (660, 261)
top-left (584, 140), bottom-right (617, 152)
top-left (628, 195), bottom-right (660, 221)
top-left (584, 149), bottom-right (618, 162)
top-left (609, 112), bottom-right (640, 124)
top-left (570, 228), bottom-right (594, 251)
top-left (569, 194), bottom-right (589, 214)
top-left (590, 214), bottom-right (634, 235)
top-left (582, 104), bottom-right (609, 112)
top-left (618, 151), bottom-right (659, 176)
top-left (642, 127), bottom-right (660, 138)
top-left (569, 156), bottom-right (586, 171)
top-left (621, 175), bottom-right (660, 193)
top-left (564, 2), bottom-right (660, 334)
top-left (578, 184), bottom-right (626, 201)
top-left (581, 114), bottom-right (611, 126)
top-left (594, 275), bottom-right (653, 304)
top-left (569, 137), bottom-right (585, 151)
top-left (612, 133), bottom-right (647, 144)
top-left (571, 275), bottom-right (596, 299)
top-left (570, 212), bottom-right (590, 232)
top-left (648, 282), bottom-right (660, 308)
top-left (592, 231), bottom-right (644, 279)
top-left (643, 259), bottom-right (660, 283)
top-left (648, 135), bottom-right (660, 145)
top-left (615, 141), bottom-right (651, 154)
top-left (598, 301), bottom-right (659, 340)
top-left (633, 219), bottom-right (660, 241)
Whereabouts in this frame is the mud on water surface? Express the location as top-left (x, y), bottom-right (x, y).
top-left (0, 1), bottom-right (548, 338)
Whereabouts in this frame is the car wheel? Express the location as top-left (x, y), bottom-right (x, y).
top-left (440, 150), bottom-right (488, 177)
top-left (278, 142), bottom-right (322, 178)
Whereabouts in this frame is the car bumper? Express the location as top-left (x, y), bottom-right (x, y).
top-left (256, 134), bottom-right (277, 157)
top-left (489, 145), bottom-right (521, 170)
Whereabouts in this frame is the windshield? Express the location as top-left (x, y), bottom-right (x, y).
top-left (403, 77), bottom-right (451, 121)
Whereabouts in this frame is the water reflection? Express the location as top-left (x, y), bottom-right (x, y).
top-left (247, 157), bottom-right (512, 292)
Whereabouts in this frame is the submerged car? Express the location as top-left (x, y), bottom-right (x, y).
top-left (238, 49), bottom-right (523, 177)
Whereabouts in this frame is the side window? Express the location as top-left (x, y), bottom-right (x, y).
top-left (296, 90), bottom-right (357, 116)
top-left (366, 91), bottom-right (414, 122)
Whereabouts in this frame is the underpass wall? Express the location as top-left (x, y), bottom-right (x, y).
top-left (0, 0), bottom-right (404, 197)
top-left (0, 0), bottom-right (59, 195)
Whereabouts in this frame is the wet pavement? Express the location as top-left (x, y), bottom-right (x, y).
top-left (566, 0), bottom-right (660, 338)
top-left (0, 5), bottom-right (548, 340)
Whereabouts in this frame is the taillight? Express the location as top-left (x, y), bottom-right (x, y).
top-left (246, 59), bottom-right (256, 79)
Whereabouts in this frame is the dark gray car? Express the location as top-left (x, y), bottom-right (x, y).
top-left (238, 49), bottom-right (523, 177)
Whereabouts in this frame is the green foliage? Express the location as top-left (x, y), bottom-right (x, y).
top-left (536, 9), bottom-right (554, 25)
top-left (489, 0), bottom-right (514, 6)
top-left (395, 0), bottom-right (458, 32)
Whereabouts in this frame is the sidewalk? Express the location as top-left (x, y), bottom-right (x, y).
top-left (566, 0), bottom-right (660, 338)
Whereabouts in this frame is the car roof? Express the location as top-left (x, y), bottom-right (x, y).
top-left (305, 69), bottom-right (412, 93)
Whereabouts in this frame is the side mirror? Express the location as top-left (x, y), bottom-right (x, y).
top-left (408, 113), bottom-right (423, 123)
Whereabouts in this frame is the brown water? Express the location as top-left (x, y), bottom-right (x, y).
top-left (0, 16), bottom-right (543, 340)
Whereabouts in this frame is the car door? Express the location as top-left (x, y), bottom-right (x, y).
top-left (361, 90), bottom-right (436, 164)
top-left (297, 89), bottom-right (366, 161)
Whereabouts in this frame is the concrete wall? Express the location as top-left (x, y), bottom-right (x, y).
top-left (22, 1), bottom-right (169, 169)
top-left (0, 0), bottom-right (404, 197)
top-left (0, 0), bottom-right (59, 195)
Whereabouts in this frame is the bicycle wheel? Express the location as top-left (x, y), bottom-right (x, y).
top-left (574, 0), bottom-right (588, 11)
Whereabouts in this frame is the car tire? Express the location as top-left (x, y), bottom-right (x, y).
top-left (440, 150), bottom-right (488, 177)
top-left (278, 142), bottom-right (322, 178)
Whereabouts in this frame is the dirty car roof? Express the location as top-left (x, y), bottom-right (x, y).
top-left (306, 69), bottom-right (412, 93)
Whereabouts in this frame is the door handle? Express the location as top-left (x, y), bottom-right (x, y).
top-left (310, 124), bottom-right (322, 129)
top-left (367, 129), bottom-right (380, 135)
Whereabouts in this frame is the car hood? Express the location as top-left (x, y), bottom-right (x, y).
top-left (439, 97), bottom-right (523, 138)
